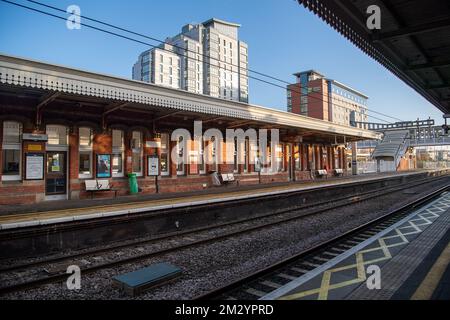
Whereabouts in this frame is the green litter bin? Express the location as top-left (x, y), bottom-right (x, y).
top-left (128, 173), bottom-right (138, 194)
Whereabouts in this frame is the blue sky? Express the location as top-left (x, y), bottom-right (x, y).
top-left (0, 0), bottom-right (444, 124)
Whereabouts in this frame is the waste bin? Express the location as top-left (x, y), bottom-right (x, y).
top-left (128, 173), bottom-right (138, 194)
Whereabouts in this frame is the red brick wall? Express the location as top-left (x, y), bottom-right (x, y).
top-left (0, 121), bottom-right (343, 204)
top-left (307, 79), bottom-right (327, 121)
top-left (288, 83), bottom-right (301, 115)
top-left (289, 79), bottom-right (329, 122)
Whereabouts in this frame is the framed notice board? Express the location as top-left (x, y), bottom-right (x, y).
top-left (25, 153), bottom-right (44, 180)
top-left (147, 155), bottom-right (160, 176)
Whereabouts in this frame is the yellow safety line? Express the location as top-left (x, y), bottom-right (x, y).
top-left (411, 242), bottom-right (450, 300)
top-left (277, 197), bottom-right (450, 300)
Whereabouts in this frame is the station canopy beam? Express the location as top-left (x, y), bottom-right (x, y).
top-left (297, 0), bottom-right (450, 114)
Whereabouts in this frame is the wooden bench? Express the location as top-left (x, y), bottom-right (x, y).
top-left (113, 263), bottom-right (181, 296)
top-left (85, 179), bottom-right (118, 199)
top-left (317, 169), bottom-right (328, 178)
top-left (334, 168), bottom-right (344, 176)
top-left (221, 173), bottom-right (238, 186)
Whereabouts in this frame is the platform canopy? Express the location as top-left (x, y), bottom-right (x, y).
top-left (0, 54), bottom-right (379, 143)
top-left (297, 0), bottom-right (450, 114)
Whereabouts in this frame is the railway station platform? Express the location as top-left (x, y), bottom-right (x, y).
top-left (0, 170), bottom-right (446, 231)
top-left (260, 191), bottom-right (450, 300)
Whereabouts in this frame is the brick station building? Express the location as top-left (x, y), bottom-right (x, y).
top-left (0, 55), bottom-right (379, 205)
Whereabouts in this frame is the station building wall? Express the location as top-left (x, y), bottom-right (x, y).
top-left (0, 118), bottom-right (347, 205)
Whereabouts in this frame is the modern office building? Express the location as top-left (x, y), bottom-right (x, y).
top-left (287, 70), bottom-right (369, 126)
top-left (132, 43), bottom-right (181, 90)
top-left (132, 18), bottom-right (249, 103)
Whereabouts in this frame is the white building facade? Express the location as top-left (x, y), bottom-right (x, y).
top-left (132, 18), bottom-right (249, 103)
top-left (328, 80), bottom-right (369, 126)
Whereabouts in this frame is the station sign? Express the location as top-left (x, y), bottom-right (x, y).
top-left (146, 141), bottom-right (161, 148)
top-left (22, 133), bottom-right (48, 141)
top-left (27, 144), bottom-right (43, 151)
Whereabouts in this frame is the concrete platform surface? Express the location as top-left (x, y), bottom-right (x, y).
top-left (260, 192), bottom-right (450, 300)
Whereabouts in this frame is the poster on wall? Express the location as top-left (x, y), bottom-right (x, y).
top-left (96, 154), bottom-right (111, 178)
top-left (25, 153), bottom-right (44, 180)
top-left (147, 155), bottom-right (159, 176)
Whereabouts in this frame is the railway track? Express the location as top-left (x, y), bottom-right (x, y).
top-left (0, 175), bottom-right (448, 296)
top-left (194, 184), bottom-right (450, 300)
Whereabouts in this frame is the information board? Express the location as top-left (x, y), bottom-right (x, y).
top-left (25, 153), bottom-right (44, 180)
top-left (148, 156), bottom-right (159, 176)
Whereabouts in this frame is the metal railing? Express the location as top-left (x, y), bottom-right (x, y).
top-left (353, 119), bottom-right (435, 131)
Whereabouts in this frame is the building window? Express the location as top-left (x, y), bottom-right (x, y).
top-left (78, 127), bottom-right (93, 178)
top-left (112, 129), bottom-right (124, 177)
top-left (131, 131), bottom-right (143, 176)
top-left (334, 148), bottom-right (340, 169)
top-left (243, 138), bottom-right (249, 173)
top-left (198, 138), bottom-right (206, 174)
top-left (160, 133), bottom-right (170, 176)
top-left (2, 121), bottom-right (22, 181)
top-left (276, 144), bottom-right (284, 172)
top-left (294, 144), bottom-right (301, 170)
top-left (160, 54), bottom-right (163, 63)
top-left (211, 137), bottom-right (218, 172)
top-left (47, 125), bottom-right (68, 146)
top-left (176, 136), bottom-right (185, 175)
top-left (263, 144), bottom-right (271, 174)
top-left (233, 137), bottom-right (238, 173)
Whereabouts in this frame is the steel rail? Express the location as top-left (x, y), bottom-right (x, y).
top-left (193, 184), bottom-right (450, 300)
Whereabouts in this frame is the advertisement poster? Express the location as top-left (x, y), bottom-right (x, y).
top-left (96, 154), bottom-right (111, 178)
